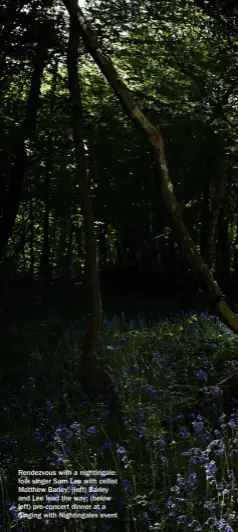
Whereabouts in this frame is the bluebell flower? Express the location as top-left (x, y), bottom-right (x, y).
top-left (148, 504), bottom-right (159, 513)
top-left (154, 433), bottom-right (166, 447)
top-left (121, 480), bottom-right (132, 492)
top-left (46, 400), bottom-right (54, 412)
top-left (197, 369), bottom-right (207, 381)
top-left (188, 520), bottom-right (202, 530)
top-left (116, 446), bottom-right (126, 454)
top-left (227, 470), bottom-right (236, 483)
top-left (171, 485), bottom-right (180, 495)
top-left (177, 515), bottom-right (186, 524)
top-left (216, 519), bottom-right (233, 531)
top-left (87, 426), bottom-right (96, 434)
top-left (204, 500), bottom-right (216, 509)
top-left (180, 426), bottom-right (190, 438)
top-left (70, 421), bottom-right (81, 431)
top-left (167, 496), bottom-right (175, 508)
top-left (204, 460), bottom-right (217, 480)
top-left (192, 419), bottom-right (204, 432)
top-left (35, 428), bottom-right (44, 443)
top-left (187, 471), bottom-right (198, 487)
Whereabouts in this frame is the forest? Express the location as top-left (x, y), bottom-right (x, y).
top-left (1, 0), bottom-right (238, 531)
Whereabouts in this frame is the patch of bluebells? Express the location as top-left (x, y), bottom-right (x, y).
top-left (205, 438), bottom-right (225, 457)
top-left (45, 400), bottom-right (54, 412)
top-left (8, 501), bottom-right (17, 514)
top-left (137, 422), bottom-right (149, 439)
top-left (197, 369), bottom-right (208, 382)
top-left (192, 416), bottom-right (207, 433)
top-left (181, 447), bottom-right (206, 464)
top-left (51, 448), bottom-right (70, 465)
top-left (187, 520), bottom-right (202, 530)
top-left (116, 445), bottom-right (134, 469)
top-left (204, 459), bottom-right (217, 481)
top-left (101, 441), bottom-right (114, 451)
top-left (227, 470), bottom-right (236, 483)
top-left (34, 422), bottom-right (82, 468)
top-left (35, 427), bottom-right (45, 444)
top-left (3, 311), bottom-right (238, 531)
top-left (86, 425), bottom-right (96, 435)
top-left (170, 472), bottom-right (198, 498)
top-left (167, 474), bottom-right (206, 529)
top-left (180, 425), bottom-right (191, 439)
top-left (121, 479), bottom-right (133, 493)
top-left (154, 432), bottom-right (166, 447)
top-left (205, 519), bottom-right (234, 531)
top-left (205, 387), bottom-right (222, 400)
top-left (177, 514), bottom-right (186, 525)
top-left (54, 424), bottom-right (73, 443)
top-left (204, 500), bottom-right (216, 510)
top-left (219, 413), bottom-right (238, 431)
top-left (161, 455), bottom-right (168, 465)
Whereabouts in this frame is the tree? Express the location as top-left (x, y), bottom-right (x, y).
top-left (62, 0), bottom-right (238, 333)
top-left (40, 57), bottom-right (58, 280)
top-left (0, 20), bottom-right (52, 264)
top-left (66, 0), bottom-right (123, 424)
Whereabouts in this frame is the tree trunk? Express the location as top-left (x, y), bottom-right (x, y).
top-left (200, 159), bottom-right (227, 271)
top-left (40, 59), bottom-right (58, 280)
top-left (98, 222), bottom-right (108, 267)
top-left (67, 0), bottom-right (123, 424)
top-left (56, 218), bottom-right (73, 286)
top-left (0, 27), bottom-right (49, 264)
top-left (0, 1), bottom-right (19, 93)
top-left (55, 220), bottom-right (67, 279)
top-left (29, 197), bottom-right (34, 278)
top-left (66, 219), bottom-right (73, 272)
top-left (233, 195), bottom-right (238, 287)
top-left (200, 179), bottom-right (211, 265)
top-left (209, 159), bottom-right (227, 268)
top-left (217, 204), bottom-right (230, 284)
top-left (62, 0), bottom-right (238, 333)
top-left (74, 225), bottom-right (83, 279)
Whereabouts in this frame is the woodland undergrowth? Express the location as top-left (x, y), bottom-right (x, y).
top-left (1, 311), bottom-right (238, 531)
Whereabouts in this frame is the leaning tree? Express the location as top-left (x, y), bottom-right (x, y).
top-left (61, 0), bottom-right (238, 419)
top-left (62, 0), bottom-right (238, 333)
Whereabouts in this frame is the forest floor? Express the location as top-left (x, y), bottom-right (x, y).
top-left (1, 290), bottom-right (238, 531)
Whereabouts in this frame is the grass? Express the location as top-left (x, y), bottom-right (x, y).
top-left (1, 309), bottom-right (238, 531)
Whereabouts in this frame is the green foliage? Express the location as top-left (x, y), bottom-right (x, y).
top-left (0, 0), bottom-right (237, 281)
